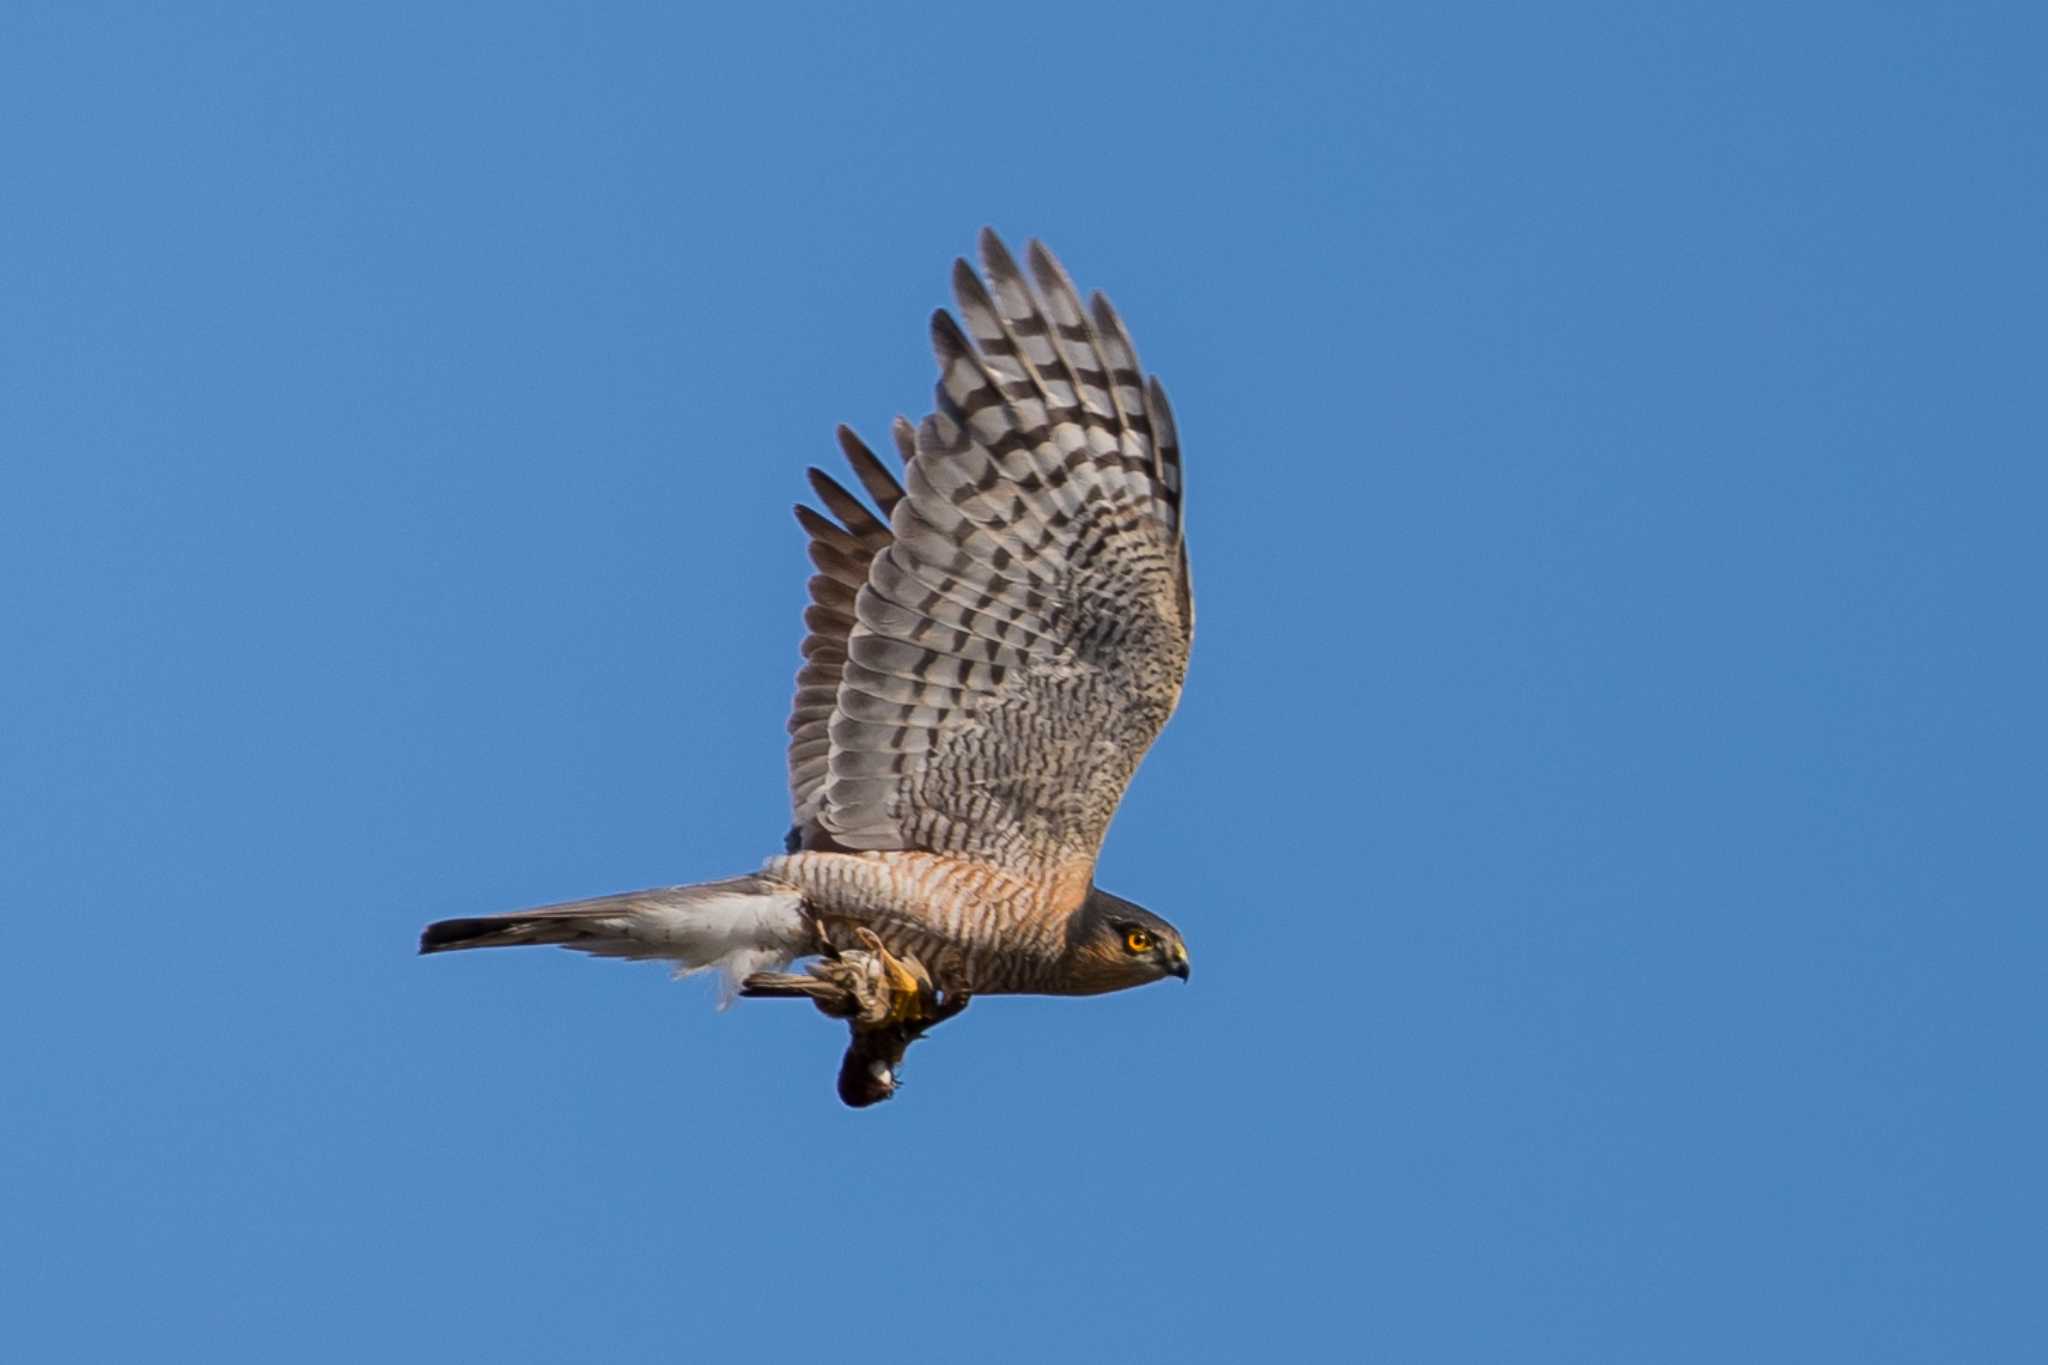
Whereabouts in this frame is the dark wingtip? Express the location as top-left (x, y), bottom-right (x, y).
top-left (930, 307), bottom-right (975, 359)
top-left (978, 228), bottom-right (1022, 279)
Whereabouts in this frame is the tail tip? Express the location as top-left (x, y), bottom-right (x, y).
top-left (418, 917), bottom-right (495, 955)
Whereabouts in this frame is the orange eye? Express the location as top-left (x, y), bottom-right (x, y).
top-left (1124, 929), bottom-right (1152, 953)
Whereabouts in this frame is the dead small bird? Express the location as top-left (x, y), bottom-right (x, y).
top-left (740, 927), bottom-right (970, 1106)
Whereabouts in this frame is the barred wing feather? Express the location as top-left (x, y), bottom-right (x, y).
top-left (786, 232), bottom-right (1190, 898)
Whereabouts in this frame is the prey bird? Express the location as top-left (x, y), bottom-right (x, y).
top-left (420, 231), bottom-right (1193, 1105)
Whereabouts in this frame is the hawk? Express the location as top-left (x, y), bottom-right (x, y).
top-left (421, 231), bottom-right (1192, 1105)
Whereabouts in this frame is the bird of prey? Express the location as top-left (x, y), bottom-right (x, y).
top-left (421, 231), bottom-right (1192, 1106)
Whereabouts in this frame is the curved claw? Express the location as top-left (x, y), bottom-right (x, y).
top-left (850, 928), bottom-right (931, 1021)
top-left (747, 923), bottom-right (969, 1106)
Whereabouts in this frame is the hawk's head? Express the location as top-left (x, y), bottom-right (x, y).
top-left (1060, 886), bottom-right (1191, 994)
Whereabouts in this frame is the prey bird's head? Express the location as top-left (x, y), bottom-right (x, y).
top-left (1061, 886), bottom-right (1191, 994)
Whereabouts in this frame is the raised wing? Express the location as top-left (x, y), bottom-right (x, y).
top-left (786, 231), bottom-right (1190, 898)
top-left (785, 422), bottom-right (912, 847)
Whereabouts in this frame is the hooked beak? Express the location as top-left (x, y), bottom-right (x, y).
top-left (1167, 948), bottom-right (1190, 981)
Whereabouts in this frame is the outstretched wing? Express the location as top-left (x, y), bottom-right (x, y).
top-left (785, 231), bottom-right (1190, 897)
top-left (785, 422), bottom-right (913, 846)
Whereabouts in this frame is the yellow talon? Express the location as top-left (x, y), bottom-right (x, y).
top-left (853, 928), bottom-right (933, 1024)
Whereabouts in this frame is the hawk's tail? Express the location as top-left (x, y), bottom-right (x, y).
top-left (418, 875), bottom-right (811, 1005)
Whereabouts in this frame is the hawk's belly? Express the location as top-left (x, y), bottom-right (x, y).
top-left (762, 850), bottom-right (1070, 995)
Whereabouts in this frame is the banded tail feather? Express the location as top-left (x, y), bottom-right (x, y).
top-left (418, 875), bottom-right (810, 1005)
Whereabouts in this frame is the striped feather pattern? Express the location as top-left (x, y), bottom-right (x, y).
top-left (786, 232), bottom-right (1190, 902)
top-left (785, 426), bottom-right (909, 841)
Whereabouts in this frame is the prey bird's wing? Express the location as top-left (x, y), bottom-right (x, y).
top-left (784, 231), bottom-right (1191, 900)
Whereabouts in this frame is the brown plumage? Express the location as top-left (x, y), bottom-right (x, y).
top-left (421, 231), bottom-right (1193, 1105)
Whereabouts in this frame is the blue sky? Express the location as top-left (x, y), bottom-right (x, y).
top-left (3, 2), bottom-right (2043, 1360)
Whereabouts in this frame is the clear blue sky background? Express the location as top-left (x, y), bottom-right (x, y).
top-left (3, 3), bottom-right (2042, 1360)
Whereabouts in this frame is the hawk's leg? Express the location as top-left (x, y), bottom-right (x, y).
top-left (742, 925), bottom-right (971, 1108)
